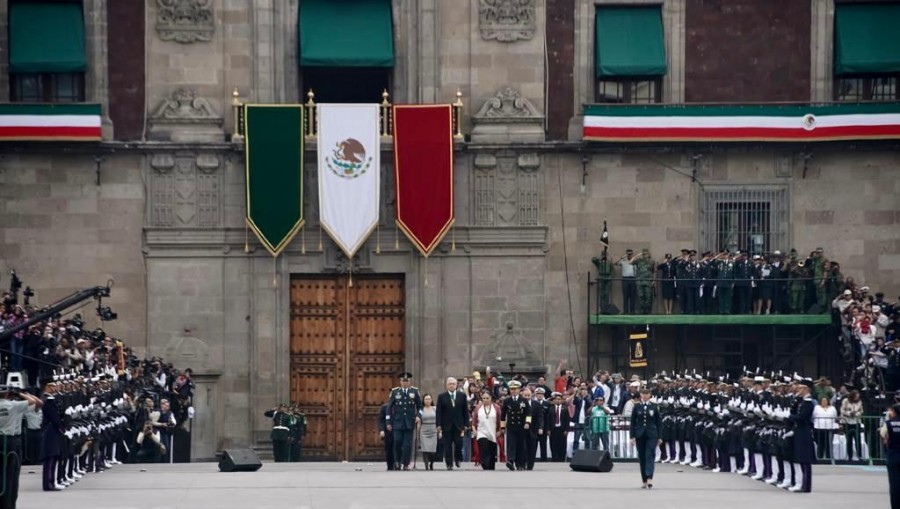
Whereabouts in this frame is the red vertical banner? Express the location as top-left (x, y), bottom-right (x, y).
top-left (392, 105), bottom-right (455, 256)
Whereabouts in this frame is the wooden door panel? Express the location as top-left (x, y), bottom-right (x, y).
top-left (290, 277), bottom-right (347, 461)
top-left (348, 277), bottom-right (405, 460)
top-left (290, 366), bottom-right (340, 459)
top-left (290, 274), bottom-right (404, 461)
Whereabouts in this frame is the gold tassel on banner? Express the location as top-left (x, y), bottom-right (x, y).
top-left (318, 224), bottom-right (323, 251)
top-left (244, 221), bottom-right (249, 253)
top-left (376, 223), bottom-right (381, 254)
top-left (348, 261), bottom-right (353, 288)
top-left (424, 256), bottom-right (429, 287)
top-left (451, 225), bottom-right (456, 252)
top-left (273, 257), bottom-right (278, 288)
top-left (394, 221), bottom-right (399, 249)
top-left (300, 224), bottom-right (306, 255)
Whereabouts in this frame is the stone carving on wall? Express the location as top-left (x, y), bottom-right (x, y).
top-left (478, 0), bottom-right (536, 42)
top-left (164, 328), bottom-right (221, 374)
top-left (149, 154), bottom-right (221, 228)
top-left (152, 88), bottom-right (219, 121)
top-left (475, 87), bottom-right (541, 119)
top-left (149, 89), bottom-right (224, 142)
top-left (480, 322), bottom-right (542, 371)
top-left (156, 0), bottom-right (215, 43)
top-left (473, 153), bottom-right (541, 227)
top-left (471, 87), bottom-right (544, 143)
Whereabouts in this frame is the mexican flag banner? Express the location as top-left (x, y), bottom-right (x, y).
top-left (317, 104), bottom-right (381, 258)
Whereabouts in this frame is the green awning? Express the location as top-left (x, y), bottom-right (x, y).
top-left (299, 0), bottom-right (394, 67)
top-left (834, 3), bottom-right (900, 75)
top-left (595, 6), bottom-right (667, 77)
top-left (9, 2), bottom-right (86, 74)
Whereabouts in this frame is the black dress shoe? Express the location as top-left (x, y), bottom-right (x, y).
top-left (455, 460), bottom-right (460, 468)
top-left (446, 465), bottom-right (453, 470)
top-left (506, 462), bottom-right (515, 471)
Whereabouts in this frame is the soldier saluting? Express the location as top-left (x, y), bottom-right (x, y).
top-left (263, 403), bottom-right (292, 462)
top-left (386, 372), bottom-right (422, 470)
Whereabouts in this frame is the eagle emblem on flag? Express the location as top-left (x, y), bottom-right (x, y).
top-left (327, 138), bottom-right (372, 179)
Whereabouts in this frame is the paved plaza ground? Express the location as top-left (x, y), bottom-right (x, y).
top-left (16, 461), bottom-right (889, 509)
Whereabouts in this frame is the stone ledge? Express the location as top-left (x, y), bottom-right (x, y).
top-left (144, 226), bottom-right (549, 255)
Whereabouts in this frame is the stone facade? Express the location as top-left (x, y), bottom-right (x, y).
top-left (1, 1), bottom-right (899, 458)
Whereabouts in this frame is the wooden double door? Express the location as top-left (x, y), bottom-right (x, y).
top-left (289, 275), bottom-right (405, 461)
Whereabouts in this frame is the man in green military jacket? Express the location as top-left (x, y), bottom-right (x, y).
top-left (264, 404), bottom-right (291, 462)
top-left (635, 249), bottom-right (655, 314)
top-left (288, 403), bottom-right (308, 462)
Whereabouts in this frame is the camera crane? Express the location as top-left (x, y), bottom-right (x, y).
top-left (0, 283), bottom-right (114, 344)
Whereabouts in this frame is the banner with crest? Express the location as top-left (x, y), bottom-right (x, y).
top-left (393, 105), bottom-right (455, 257)
top-left (317, 104), bottom-right (380, 258)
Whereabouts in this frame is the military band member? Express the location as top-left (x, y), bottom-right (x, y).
top-left (500, 380), bottom-right (529, 470)
top-left (386, 372), bottom-right (422, 470)
top-left (630, 388), bottom-right (661, 489)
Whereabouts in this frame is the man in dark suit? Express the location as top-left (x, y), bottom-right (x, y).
top-left (571, 386), bottom-right (593, 453)
top-left (386, 372), bottom-right (422, 470)
top-left (500, 380), bottom-right (529, 470)
top-left (377, 402), bottom-right (395, 470)
top-left (630, 388), bottom-right (662, 488)
top-left (535, 388), bottom-right (551, 462)
top-left (435, 376), bottom-right (469, 470)
top-left (522, 386), bottom-right (544, 470)
top-left (547, 392), bottom-right (570, 462)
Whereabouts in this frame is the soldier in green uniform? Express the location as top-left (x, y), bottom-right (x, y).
top-left (386, 372), bottom-right (422, 470)
top-left (288, 403), bottom-right (307, 462)
top-left (715, 252), bottom-right (735, 315)
top-left (812, 247), bottom-right (828, 313)
top-left (635, 249), bottom-right (655, 314)
top-left (264, 404), bottom-right (291, 462)
top-left (592, 252), bottom-right (613, 313)
top-left (788, 257), bottom-right (807, 314)
top-left (826, 261), bottom-right (843, 302)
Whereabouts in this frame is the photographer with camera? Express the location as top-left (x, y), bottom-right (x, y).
top-left (0, 383), bottom-right (42, 504)
top-left (136, 421), bottom-right (164, 463)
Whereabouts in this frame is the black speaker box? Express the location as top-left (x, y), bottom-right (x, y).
top-left (569, 449), bottom-right (614, 472)
top-left (806, 303), bottom-right (823, 315)
top-left (218, 449), bottom-right (263, 472)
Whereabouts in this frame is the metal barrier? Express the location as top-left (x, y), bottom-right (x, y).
top-left (814, 415), bottom-right (887, 465)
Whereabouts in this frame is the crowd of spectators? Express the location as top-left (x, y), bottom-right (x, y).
top-left (0, 291), bottom-right (194, 468)
top-left (832, 282), bottom-right (900, 394)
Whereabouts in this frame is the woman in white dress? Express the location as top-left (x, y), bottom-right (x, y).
top-left (813, 397), bottom-right (838, 460)
top-left (472, 392), bottom-right (501, 470)
top-left (418, 394), bottom-right (438, 470)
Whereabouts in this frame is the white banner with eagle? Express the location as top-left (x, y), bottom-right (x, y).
top-left (317, 103), bottom-right (381, 258)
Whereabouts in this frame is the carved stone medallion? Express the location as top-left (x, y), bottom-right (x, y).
top-left (156, 0), bottom-right (215, 43)
top-left (479, 0), bottom-right (536, 42)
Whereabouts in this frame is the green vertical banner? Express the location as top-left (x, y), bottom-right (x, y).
top-left (244, 105), bottom-right (304, 257)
